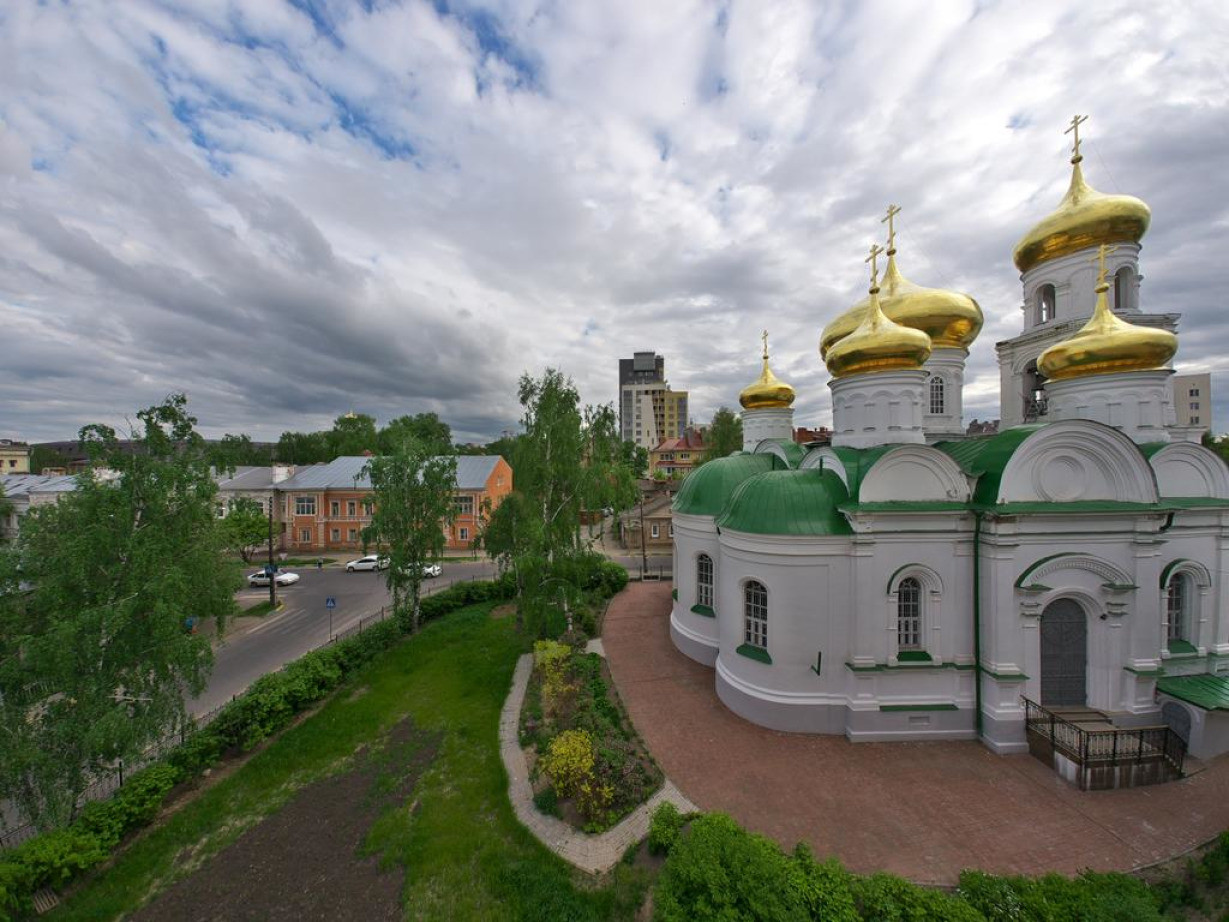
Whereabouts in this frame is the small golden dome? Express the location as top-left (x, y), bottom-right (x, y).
top-left (1037, 245), bottom-right (1175, 380)
top-left (825, 247), bottom-right (932, 379)
top-left (820, 250), bottom-right (983, 358)
top-left (1013, 153), bottom-right (1150, 274)
top-left (740, 332), bottom-right (796, 409)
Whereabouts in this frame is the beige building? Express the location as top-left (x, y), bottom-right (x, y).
top-left (0, 440), bottom-right (30, 474)
top-left (618, 352), bottom-right (689, 451)
top-left (1172, 373), bottom-right (1211, 431)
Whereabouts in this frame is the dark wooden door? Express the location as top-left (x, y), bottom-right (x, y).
top-left (1040, 599), bottom-right (1087, 707)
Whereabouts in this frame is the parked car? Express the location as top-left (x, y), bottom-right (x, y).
top-left (248, 570), bottom-right (300, 587)
top-left (422, 564), bottom-right (442, 578)
top-left (346, 555), bottom-right (389, 572)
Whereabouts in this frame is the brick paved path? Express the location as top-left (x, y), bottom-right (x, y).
top-left (603, 582), bottom-right (1229, 885)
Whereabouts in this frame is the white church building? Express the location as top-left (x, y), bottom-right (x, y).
top-left (668, 122), bottom-right (1229, 778)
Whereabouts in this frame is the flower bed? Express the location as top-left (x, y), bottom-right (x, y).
top-left (519, 639), bottom-right (662, 834)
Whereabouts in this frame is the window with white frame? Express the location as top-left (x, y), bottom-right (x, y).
top-left (1038, 284), bottom-right (1056, 323)
top-left (348, 528), bottom-right (358, 542)
top-left (1166, 573), bottom-right (1191, 646)
top-left (744, 580), bottom-right (768, 649)
top-left (455, 495), bottom-right (474, 516)
top-left (1191, 402), bottom-right (1200, 410)
top-left (929, 375), bottom-right (945, 415)
top-left (1190, 388), bottom-right (1200, 397)
top-left (299, 527), bottom-right (312, 544)
top-left (347, 500), bottom-right (357, 516)
top-left (696, 554), bottom-right (713, 608)
top-left (330, 528), bottom-right (340, 542)
top-left (330, 500), bottom-right (340, 516)
top-left (897, 577), bottom-right (922, 650)
top-left (650, 524), bottom-right (660, 538)
top-left (459, 526), bottom-right (469, 541)
top-left (295, 495), bottom-right (316, 516)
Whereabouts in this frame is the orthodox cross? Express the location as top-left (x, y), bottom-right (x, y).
top-left (761, 329), bottom-right (769, 361)
top-left (882, 204), bottom-right (902, 252)
top-left (1065, 114), bottom-right (1089, 160)
top-left (865, 242), bottom-right (884, 289)
top-left (1091, 243), bottom-right (1119, 288)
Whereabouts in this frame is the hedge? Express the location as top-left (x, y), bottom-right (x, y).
top-left (0, 578), bottom-right (512, 921)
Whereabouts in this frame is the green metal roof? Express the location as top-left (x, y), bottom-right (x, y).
top-left (935, 426), bottom-right (1043, 505)
top-left (672, 453), bottom-right (781, 517)
top-left (716, 468), bottom-right (853, 536)
top-left (1138, 442), bottom-right (1169, 459)
top-left (825, 444), bottom-right (893, 501)
top-left (755, 439), bottom-right (806, 469)
top-left (1157, 674), bottom-right (1229, 711)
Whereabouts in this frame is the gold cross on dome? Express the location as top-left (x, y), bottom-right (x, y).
top-left (761, 329), bottom-right (769, 360)
top-left (1091, 243), bottom-right (1120, 288)
top-left (882, 204), bottom-right (901, 251)
top-left (1065, 114), bottom-right (1089, 160)
top-left (865, 242), bottom-right (884, 288)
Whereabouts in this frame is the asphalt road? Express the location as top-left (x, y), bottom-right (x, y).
top-left (190, 559), bottom-right (497, 716)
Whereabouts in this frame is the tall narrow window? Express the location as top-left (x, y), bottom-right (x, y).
top-left (898, 577), bottom-right (922, 650)
top-left (929, 375), bottom-right (945, 415)
top-left (1167, 574), bottom-right (1189, 645)
top-left (744, 581), bottom-right (768, 649)
top-left (1114, 267), bottom-right (1132, 311)
top-left (696, 554), bottom-right (713, 608)
top-left (1038, 284), bottom-right (1056, 323)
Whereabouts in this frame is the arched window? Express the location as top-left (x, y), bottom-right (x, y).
top-left (1038, 284), bottom-right (1056, 323)
top-left (696, 554), bottom-right (713, 609)
top-left (1114, 266), bottom-right (1132, 312)
top-left (1166, 573), bottom-right (1190, 646)
top-left (1023, 361), bottom-right (1047, 420)
top-left (744, 580), bottom-right (767, 649)
top-left (929, 375), bottom-right (945, 415)
top-left (897, 577), bottom-right (922, 650)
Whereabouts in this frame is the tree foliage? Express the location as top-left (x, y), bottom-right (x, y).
top-left (206, 434), bottom-right (273, 472)
top-left (275, 429), bottom-right (331, 465)
top-left (0, 395), bottom-right (235, 831)
top-left (697, 406), bottom-right (743, 467)
top-left (362, 435), bottom-right (457, 634)
top-left (217, 497), bottom-right (268, 564)
top-left (378, 413), bottom-right (452, 456)
top-left (327, 412), bottom-right (378, 458)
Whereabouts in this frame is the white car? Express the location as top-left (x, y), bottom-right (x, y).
top-left (248, 570), bottom-right (300, 587)
top-left (422, 564), bottom-right (442, 578)
top-left (346, 555), bottom-right (389, 572)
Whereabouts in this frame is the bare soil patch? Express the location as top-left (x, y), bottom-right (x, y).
top-left (129, 717), bottom-right (439, 922)
top-left (490, 602), bottom-right (517, 620)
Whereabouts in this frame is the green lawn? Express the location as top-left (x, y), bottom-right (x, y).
top-left (50, 604), bottom-right (651, 921)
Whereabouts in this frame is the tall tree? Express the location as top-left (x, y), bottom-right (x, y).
top-left (328, 413), bottom-right (378, 457)
top-left (275, 430), bottom-right (331, 464)
top-left (378, 413), bottom-right (452, 456)
top-left (217, 497), bottom-right (269, 564)
top-left (0, 395), bottom-right (235, 830)
top-left (362, 437), bottom-right (457, 634)
top-left (207, 433), bottom-right (272, 472)
top-left (620, 440), bottom-right (649, 479)
top-left (696, 407), bottom-right (743, 467)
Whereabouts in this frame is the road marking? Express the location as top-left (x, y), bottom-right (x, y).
top-left (246, 606), bottom-right (304, 636)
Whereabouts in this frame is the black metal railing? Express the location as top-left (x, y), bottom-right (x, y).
top-left (1022, 697), bottom-right (1186, 790)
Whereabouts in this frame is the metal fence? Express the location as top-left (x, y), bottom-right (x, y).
top-left (1022, 696), bottom-right (1186, 790)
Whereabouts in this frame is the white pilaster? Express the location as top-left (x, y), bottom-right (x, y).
top-left (829, 369), bottom-right (928, 449)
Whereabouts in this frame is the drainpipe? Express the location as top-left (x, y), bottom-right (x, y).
top-left (973, 510), bottom-right (984, 740)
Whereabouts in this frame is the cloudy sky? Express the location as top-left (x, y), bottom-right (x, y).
top-left (2, 0), bottom-right (1228, 445)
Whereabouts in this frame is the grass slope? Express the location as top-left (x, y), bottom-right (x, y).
top-left (50, 604), bottom-right (650, 921)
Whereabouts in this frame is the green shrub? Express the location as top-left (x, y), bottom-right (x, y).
top-left (957, 869), bottom-right (1163, 922)
top-left (852, 871), bottom-right (985, 921)
top-left (647, 802), bottom-right (684, 856)
top-left (532, 786), bottom-right (560, 818)
top-left (788, 844), bottom-right (859, 922)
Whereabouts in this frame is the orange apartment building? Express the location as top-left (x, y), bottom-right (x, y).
top-left (263, 455), bottom-right (511, 553)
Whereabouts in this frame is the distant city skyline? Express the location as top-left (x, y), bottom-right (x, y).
top-left (2, 1), bottom-right (1227, 444)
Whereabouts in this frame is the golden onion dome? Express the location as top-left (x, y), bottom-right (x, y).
top-left (1012, 138), bottom-right (1150, 274)
top-left (1037, 245), bottom-right (1175, 380)
top-left (819, 249), bottom-right (983, 358)
top-left (740, 332), bottom-right (796, 409)
top-left (825, 249), bottom-right (932, 379)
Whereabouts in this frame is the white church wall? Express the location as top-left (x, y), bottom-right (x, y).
top-left (996, 421), bottom-right (1159, 504)
top-left (1150, 443), bottom-right (1229, 498)
top-left (858, 446), bottom-right (972, 504)
top-left (669, 512), bottom-right (721, 666)
top-left (1044, 370), bottom-right (1173, 444)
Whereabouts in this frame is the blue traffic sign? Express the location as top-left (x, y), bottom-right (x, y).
top-left (325, 597), bottom-right (336, 609)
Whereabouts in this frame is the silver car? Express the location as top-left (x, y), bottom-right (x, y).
top-left (346, 555), bottom-right (389, 572)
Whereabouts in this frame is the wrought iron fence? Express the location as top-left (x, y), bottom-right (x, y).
top-left (1022, 697), bottom-right (1186, 790)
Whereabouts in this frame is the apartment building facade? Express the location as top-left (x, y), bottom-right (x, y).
top-left (618, 352), bottom-right (689, 451)
top-left (1172, 373), bottom-right (1212, 431)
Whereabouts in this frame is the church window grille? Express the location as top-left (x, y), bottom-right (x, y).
top-left (744, 581), bottom-right (767, 649)
top-left (929, 375), bottom-right (945, 415)
top-left (1167, 574), bottom-right (1190, 645)
top-left (897, 577), bottom-right (922, 650)
top-left (696, 554), bottom-right (713, 608)
top-left (1038, 284), bottom-right (1056, 323)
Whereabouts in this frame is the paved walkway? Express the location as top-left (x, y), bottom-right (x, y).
top-left (602, 582), bottom-right (1229, 886)
top-left (499, 649), bottom-right (696, 874)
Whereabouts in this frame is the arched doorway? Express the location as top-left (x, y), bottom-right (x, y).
top-left (1040, 598), bottom-right (1087, 707)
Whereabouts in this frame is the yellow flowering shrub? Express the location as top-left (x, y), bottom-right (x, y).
top-left (534, 640), bottom-right (572, 717)
top-left (539, 729), bottom-right (595, 800)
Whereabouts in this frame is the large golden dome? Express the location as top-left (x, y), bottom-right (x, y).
top-left (1037, 246), bottom-right (1175, 380)
top-left (825, 252), bottom-right (932, 379)
top-left (819, 249), bottom-right (983, 358)
top-left (740, 333), bottom-right (796, 409)
top-left (1012, 155), bottom-right (1150, 275)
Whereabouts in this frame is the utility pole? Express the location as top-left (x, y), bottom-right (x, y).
top-left (267, 496), bottom-right (277, 609)
top-left (638, 491), bottom-right (648, 579)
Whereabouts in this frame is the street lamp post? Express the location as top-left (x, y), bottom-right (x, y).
top-left (266, 497), bottom-right (277, 609)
